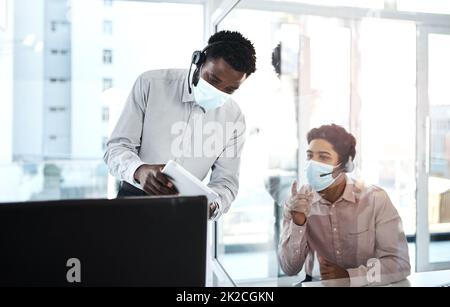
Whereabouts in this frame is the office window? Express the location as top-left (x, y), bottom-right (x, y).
top-left (359, 19), bottom-right (417, 236)
top-left (102, 78), bottom-right (113, 91)
top-left (0, 1), bottom-right (203, 203)
top-left (428, 33), bottom-right (450, 263)
top-left (50, 49), bottom-right (69, 55)
top-left (215, 0), bottom-right (450, 284)
top-left (49, 78), bottom-right (69, 83)
top-left (51, 21), bottom-right (57, 32)
top-left (103, 49), bottom-right (113, 65)
top-left (217, 8), bottom-right (302, 281)
top-left (103, 20), bottom-right (113, 35)
top-left (50, 21), bottom-right (70, 33)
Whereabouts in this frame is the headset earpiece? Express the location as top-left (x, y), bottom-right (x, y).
top-left (191, 50), bottom-right (204, 66)
top-left (188, 40), bottom-right (241, 94)
top-left (345, 157), bottom-right (355, 173)
top-left (188, 50), bottom-right (205, 94)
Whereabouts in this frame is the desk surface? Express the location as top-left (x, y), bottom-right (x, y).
top-left (232, 270), bottom-right (450, 287)
top-left (301, 269), bottom-right (450, 287)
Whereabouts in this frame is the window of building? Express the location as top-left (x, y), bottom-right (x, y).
top-left (103, 49), bottom-right (113, 64)
top-left (101, 107), bottom-right (110, 122)
top-left (102, 78), bottom-right (113, 91)
top-left (103, 20), bottom-right (113, 35)
top-left (49, 106), bottom-right (67, 112)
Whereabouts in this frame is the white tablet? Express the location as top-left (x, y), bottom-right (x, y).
top-left (162, 160), bottom-right (219, 204)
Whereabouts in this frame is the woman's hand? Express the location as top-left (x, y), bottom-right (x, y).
top-left (286, 181), bottom-right (313, 226)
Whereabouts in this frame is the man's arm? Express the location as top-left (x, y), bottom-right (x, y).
top-left (278, 202), bottom-right (310, 276)
top-left (103, 75), bottom-right (148, 188)
top-left (207, 112), bottom-right (246, 220)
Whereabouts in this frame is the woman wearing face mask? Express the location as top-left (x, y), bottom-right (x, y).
top-left (278, 124), bottom-right (410, 286)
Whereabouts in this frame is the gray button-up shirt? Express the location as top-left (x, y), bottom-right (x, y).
top-left (104, 69), bottom-right (246, 218)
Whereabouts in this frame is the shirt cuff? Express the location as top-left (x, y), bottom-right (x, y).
top-left (126, 160), bottom-right (147, 190)
top-left (209, 198), bottom-right (222, 221)
top-left (347, 266), bottom-right (369, 287)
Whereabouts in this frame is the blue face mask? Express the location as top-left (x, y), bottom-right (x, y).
top-left (193, 77), bottom-right (231, 111)
top-left (305, 160), bottom-right (341, 192)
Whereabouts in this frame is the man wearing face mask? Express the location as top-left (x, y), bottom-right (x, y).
top-left (104, 31), bottom-right (256, 220)
top-left (278, 124), bottom-right (410, 286)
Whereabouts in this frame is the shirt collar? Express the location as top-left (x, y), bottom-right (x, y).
top-left (341, 176), bottom-right (356, 203)
top-left (311, 175), bottom-right (357, 205)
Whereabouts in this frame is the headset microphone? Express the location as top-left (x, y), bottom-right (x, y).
top-left (188, 41), bottom-right (226, 94)
top-left (319, 157), bottom-right (354, 177)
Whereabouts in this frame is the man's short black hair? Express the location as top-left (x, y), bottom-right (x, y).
top-left (206, 30), bottom-right (256, 77)
top-left (307, 124), bottom-right (357, 164)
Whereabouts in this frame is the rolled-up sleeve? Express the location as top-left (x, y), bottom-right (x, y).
top-left (103, 75), bottom-right (149, 188)
top-left (207, 111), bottom-right (246, 217)
top-left (278, 203), bottom-right (309, 276)
top-left (347, 191), bottom-right (411, 287)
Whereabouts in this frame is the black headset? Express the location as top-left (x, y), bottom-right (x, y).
top-left (188, 40), bottom-right (249, 94)
top-left (319, 156), bottom-right (355, 177)
top-left (188, 41), bottom-right (226, 94)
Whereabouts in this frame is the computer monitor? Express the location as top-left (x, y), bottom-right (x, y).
top-left (0, 196), bottom-right (208, 286)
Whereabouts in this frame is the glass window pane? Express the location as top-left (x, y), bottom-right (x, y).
top-left (428, 33), bottom-right (450, 263)
top-left (217, 5), bottom-right (351, 283)
top-left (299, 17), bottom-right (351, 130)
top-left (217, 8), bottom-right (300, 282)
top-left (0, 0), bottom-right (204, 203)
top-left (359, 19), bottom-right (417, 238)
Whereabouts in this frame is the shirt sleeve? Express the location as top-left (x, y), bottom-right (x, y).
top-left (103, 74), bottom-right (149, 189)
top-left (207, 111), bottom-right (246, 218)
top-left (347, 190), bottom-right (411, 287)
top-left (278, 201), bottom-right (310, 276)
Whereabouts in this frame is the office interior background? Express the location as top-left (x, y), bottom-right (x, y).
top-left (0, 0), bottom-right (449, 285)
